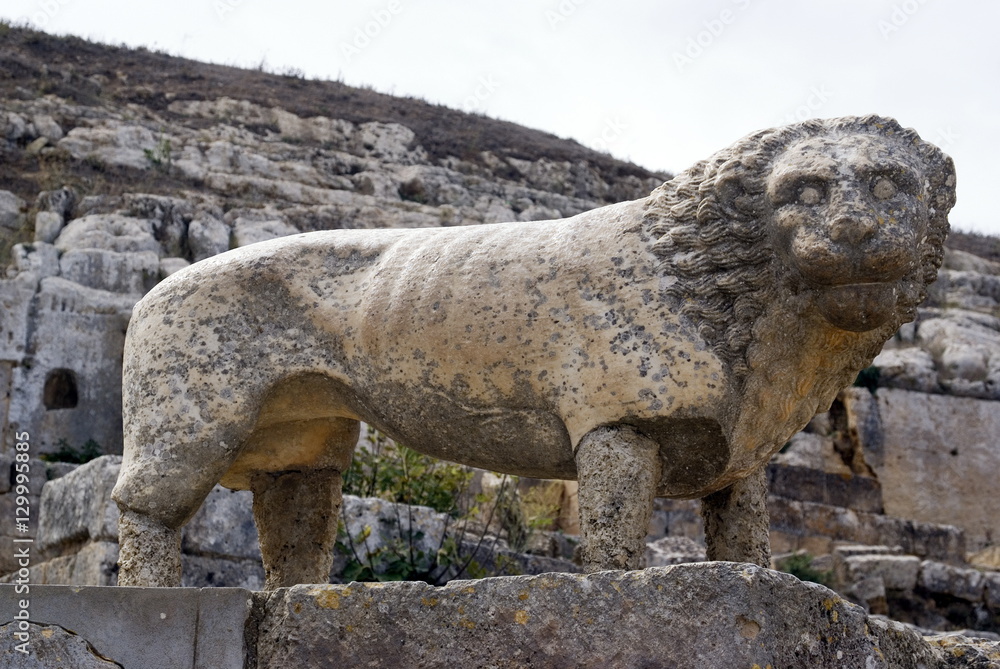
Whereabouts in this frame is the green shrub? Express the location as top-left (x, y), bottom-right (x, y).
top-left (338, 427), bottom-right (526, 584)
top-left (41, 438), bottom-right (102, 464)
top-left (777, 552), bottom-right (833, 586)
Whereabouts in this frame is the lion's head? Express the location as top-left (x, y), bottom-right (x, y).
top-left (645, 115), bottom-right (956, 386)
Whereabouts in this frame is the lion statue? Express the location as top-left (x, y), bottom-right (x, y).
top-left (112, 115), bottom-right (955, 588)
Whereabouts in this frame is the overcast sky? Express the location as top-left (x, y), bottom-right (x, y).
top-left (4, 0), bottom-right (998, 235)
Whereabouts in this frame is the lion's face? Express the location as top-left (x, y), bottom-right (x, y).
top-left (765, 133), bottom-right (930, 332)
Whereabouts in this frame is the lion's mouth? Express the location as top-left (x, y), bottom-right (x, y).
top-left (811, 282), bottom-right (899, 332)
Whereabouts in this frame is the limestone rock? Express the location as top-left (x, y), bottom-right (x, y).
top-left (182, 486), bottom-right (260, 561)
top-left (37, 456), bottom-right (122, 557)
top-left (59, 249), bottom-right (160, 294)
top-left (54, 214), bottom-right (161, 255)
top-left (943, 247), bottom-right (1000, 275)
top-left (12, 242), bottom-right (59, 279)
top-left (36, 186), bottom-right (77, 218)
top-left (33, 113), bottom-right (64, 141)
top-left (0, 622), bottom-right (123, 668)
top-left (0, 189), bottom-right (26, 231)
top-left (34, 210), bottom-right (65, 243)
top-left (919, 561), bottom-right (986, 602)
top-left (159, 257), bottom-right (190, 277)
top-left (840, 554), bottom-right (921, 592)
top-left (917, 313), bottom-right (1000, 400)
top-left (644, 535), bottom-right (707, 566)
top-left (232, 218), bottom-right (298, 247)
top-left (57, 121), bottom-right (158, 171)
top-left (188, 217), bottom-right (231, 260)
top-left (874, 389), bottom-right (1000, 551)
top-left (257, 563), bottom-right (941, 668)
top-left (873, 346), bottom-right (941, 393)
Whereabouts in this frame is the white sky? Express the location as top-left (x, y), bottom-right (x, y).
top-left (4, 0), bottom-right (998, 235)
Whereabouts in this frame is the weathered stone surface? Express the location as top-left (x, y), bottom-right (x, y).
top-left (842, 554), bottom-right (921, 591)
top-left (873, 346), bottom-right (941, 393)
top-left (0, 584), bottom-right (251, 669)
top-left (38, 456), bottom-right (122, 556)
top-left (231, 217), bottom-right (299, 247)
top-left (8, 277), bottom-right (134, 454)
top-left (875, 389), bottom-right (1000, 550)
top-left (644, 535), bottom-right (706, 566)
top-left (768, 463), bottom-right (883, 513)
top-left (187, 217), bottom-right (230, 261)
top-left (12, 242), bottom-right (59, 279)
top-left (159, 257), bottom-right (190, 277)
top-left (182, 486), bottom-right (259, 561)
top-left (0, 189), bottom-right (26, 231)
top-left (926, 634), bottom-right (1000, 668)
top-left (768, 496), bottom-right (966, 563)
top-left (0, 621), bottom-right (123, 668)
top-left (257, 563), bottom-right (939, 668)
top-left (113, 116), bottom-right (955, 587)
top-left (0, 272), bottom-right (40, 360)
top-left (58, 121), bottom-right (158, 171)
top-left (943, 247), bottom-right (1000, 276)
top-left (60, 249), bottom-right (160, 294)
top-left (772, 431), bottom-right (854, 475)
top-left (54, 214), bottom-right (161, 254)
top-left (34, 210), bottom-right (65, 243)
top-left (181, 554), bottom-right (264, 590)
top-left (984, 572), bottom-right (1000, 611)
top-left (920, 561), bottom-right (986, 602)
top-left (32, 113), bottom-right (64, 141)
top-left (919, 312), bottom-right (1000, 399)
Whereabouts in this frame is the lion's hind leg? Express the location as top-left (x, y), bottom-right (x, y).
top-left (244, 417), bottom-right (360, 589)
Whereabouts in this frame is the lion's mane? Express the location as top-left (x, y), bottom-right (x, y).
top-left (643, 115), bottom-right (956, 389)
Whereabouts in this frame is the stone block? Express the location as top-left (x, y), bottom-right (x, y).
top-left (0, 583), bottom-right (251, 669)
top-left (34, 210), bottom-right (64, 243)
top-left (841, 554), bottom-right (921, 592)
top-left (37, 455), bottom-right (121, 557)
top-left (0, 190), bottom-right (26, 231)
top-left (0, 271), bottom-right (39, 360)
top-left (767, 463), bottom-right (882, 513)
top-left (159, 257), bottom-right (190, 277)
top-left (33, 541), bottom-right (119, 586)
top-left (13, 241), bottom-right (59, 278)
top-left (984, 571), bottom-right (1000, 611)
top-left (768, 495), bottom-right (966, 564)
top-left (54, 214), bottom-right (161, 254)
top-left (232, 218), bottom-right (297, 247)
top-left (188, 217), bottom-right (230, 261)
top-left (181, 554), bottom-right (265, 590)
top-left (182, 486), bottom-right (259, 561)
top-left (0, 621), bottom-right (121, 667)
top-left (59, 248), bottom-right (160, 294)
top-left (919, 560), bottom-right (986, 602)
top-left (875, 389), bottom-right (1000, 551)
top-left (645, 536), bottom-right (706, 567)
top-left (257, 562), bottom-right (938, 668)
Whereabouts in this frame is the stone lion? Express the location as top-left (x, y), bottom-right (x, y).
top-left (112, 115), bottom-right (955, 588)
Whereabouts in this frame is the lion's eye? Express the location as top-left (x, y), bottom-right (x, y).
top-left (872, 177), bottom-right (897, 200)
top-left (798, 185), bottom-right (823, 205)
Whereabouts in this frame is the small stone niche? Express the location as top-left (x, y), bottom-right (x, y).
top-left (43, 368), bottom-right (79, 410)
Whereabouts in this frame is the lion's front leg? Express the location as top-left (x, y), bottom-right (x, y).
top-left (575, 425), bottom-right (660, 572)
top-left (701, 465), bottom-right (771, 567)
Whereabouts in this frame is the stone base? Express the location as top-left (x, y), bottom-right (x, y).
top-left (4, 563), bottom-right (998, 668)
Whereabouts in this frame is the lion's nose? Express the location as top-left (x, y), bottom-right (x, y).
top-left (829, 213), bottom-right (877, 245)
